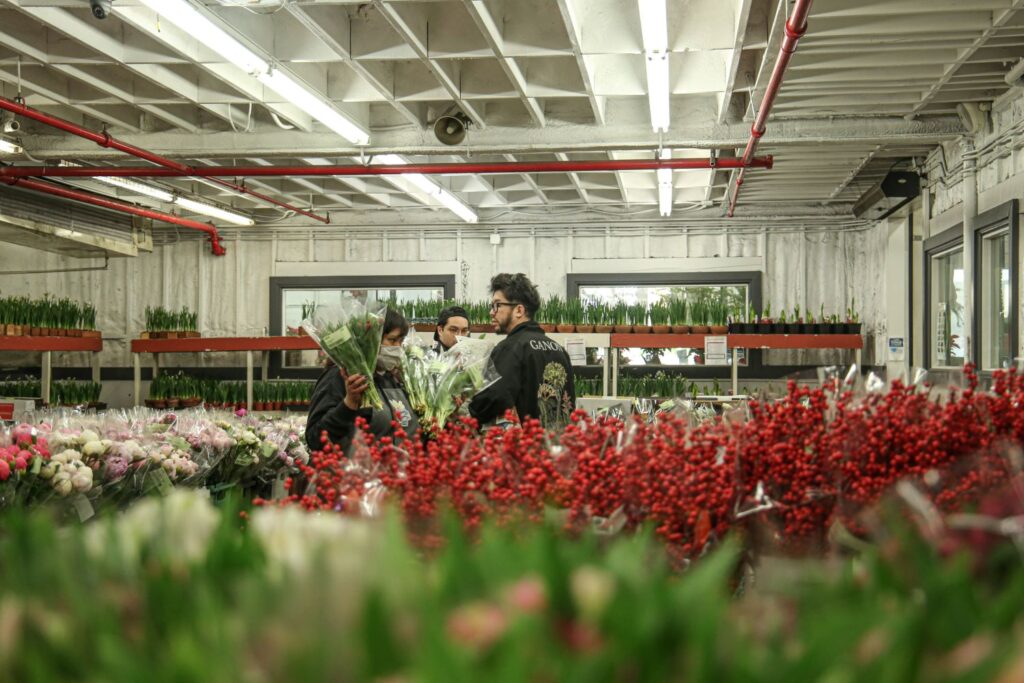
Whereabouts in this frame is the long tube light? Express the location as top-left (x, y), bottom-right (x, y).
top-left (60, 160), bottom-right (176, 202)
top-left (657, 149), bottom-right (672, 217)
top-left (638, 0), bottom-right (670, 132)
top-left (174, 196), bottom-right (255, 226)
top-left (132, 0), bottom-right (369, 145)
top-left (373, 154), bottom-right (478, 223)
top-left (0, 138), bottom-right (22, 154)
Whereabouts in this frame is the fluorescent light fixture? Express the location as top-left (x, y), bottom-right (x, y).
top-left (59, 160), bottom-right (176, 202)
top-left (136, 0), bottom-right (268, 75)
top-left (638, 0), bottom-right (670, 132)
top-left (370, 154), bottom-right (478, 223)
top-left (657, 149), bottom-right (672, 217)
top-left (131, 0), bottom-right (369, 145)
top-left (97, 176), bottom-right (175, 202)
top-left (174, 196), bottom-right (255, 226)
top-left (0, 138), bottom-right (22, 154)
top-left (258, 70), bottom-right (370, 146)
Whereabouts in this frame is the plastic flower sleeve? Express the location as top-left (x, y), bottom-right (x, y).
top-left (301, 295), bottom-right (386, 409)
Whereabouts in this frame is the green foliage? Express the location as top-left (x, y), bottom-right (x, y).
top-left (145, 305), bottom-right (198, 332)
top-left (0, 294), bottom-right (96, 329)
top-left (2, 494), bottom-right (1020, 682)
top-left (0, 376), bottom-right (41, 398)
top-left (50, 379), bottom-right (102, 406)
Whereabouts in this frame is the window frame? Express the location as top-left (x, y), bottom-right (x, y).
top-left (922, 199), bottom-right (1019, 370)
top-left (974, 201), bottom-right (1019, 371)
top-left (268, 274), bottom-right (456, 378)
top-left (565, 271), bottom-right (764, 370)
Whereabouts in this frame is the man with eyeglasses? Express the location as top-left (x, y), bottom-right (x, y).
top-left (433, 305), bottom-right (470, 353)
top-left (469, 273), bottom-right (576, 430)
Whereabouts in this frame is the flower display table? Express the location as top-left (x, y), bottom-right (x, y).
top-left (0, 335), bottom-right (104, 405)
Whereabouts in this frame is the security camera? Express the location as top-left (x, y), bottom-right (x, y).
top-left (90, 0), bottom-right (112, 20)
top-left (0, 111), bottom-right (17, 133)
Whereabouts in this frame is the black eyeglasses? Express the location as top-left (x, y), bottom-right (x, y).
top-left (489, 301), bottom-right (520, 312)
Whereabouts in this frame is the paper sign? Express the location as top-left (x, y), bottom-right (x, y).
top-left (565, 337), bottom-right (587, 366)
top-left (888, 337), bottom-right (905, 362)
top-left (936, 307), bottom-right (947, 358)
top-left (71, 493), bottom-right (95, 522)
top-left (704, 335), bottom-right (728, 366)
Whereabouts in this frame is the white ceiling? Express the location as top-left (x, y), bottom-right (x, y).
top-left (0, 0), bottom-right (1019, 226)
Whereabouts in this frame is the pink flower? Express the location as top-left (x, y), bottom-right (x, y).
top-left (445, 602), bottom-right (507, 651)
top-left (235, 409), bottom-right (248, 417)
top-left (0, 460), bottom-right (9, 481)
top-left (11, 423), bottom-right (33, 447)
top-left (14, 456), bottom-right (27, 471)
top-left (502, 576), bottom-right (548, 615)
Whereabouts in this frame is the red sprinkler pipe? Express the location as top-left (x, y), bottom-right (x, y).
top-left (727, 0), bottom-right (812, 217)
top-left (0, 95), bottom-right (329, 224)
top-left (4, 177), bottom-right (226, 256)
top-left (0, 156), bottom-right (773, 179)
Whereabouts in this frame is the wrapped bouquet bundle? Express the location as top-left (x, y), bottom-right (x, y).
top-left (402, 337), bottom-right (500, 436)
top-left (302, 296), bottom-right (386, 409)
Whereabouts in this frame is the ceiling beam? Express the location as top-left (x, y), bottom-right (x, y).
top-left (912, 0), bottom-right (1024, 115)
top-left (718, 0), bottom-right (755, 124)
top-left (3, 3), bottom-right (250, 130)
top-left (554, 0), bottom-right (606, 125)
top-left (21, 114), bottom-right (965, 160)
top-left (462, 0), bottom-right (545, 127)
top-left (286, 4), bottom-right (423, 127)
top-left (373, 0), bottom-right (487, 128)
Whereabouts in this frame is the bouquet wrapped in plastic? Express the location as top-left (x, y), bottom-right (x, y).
top-left (302, 296), bottom-right (385, 409)
top-left (401, 337), bottom-right (500, 436)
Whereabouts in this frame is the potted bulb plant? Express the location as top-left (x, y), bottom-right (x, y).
top-left (668, 296), bottom-right (689, 334)
top-left (649, 301), bottom-right (671, 334)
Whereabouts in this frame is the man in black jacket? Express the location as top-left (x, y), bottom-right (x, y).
top-left (469, 273), bottom-right (576, 429)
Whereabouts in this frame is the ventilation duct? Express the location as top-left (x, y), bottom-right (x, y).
top-left (0, 184), bottom-right (152, 258)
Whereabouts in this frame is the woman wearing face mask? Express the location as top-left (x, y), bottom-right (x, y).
top-left (305, 308), bottom-right (420, 453)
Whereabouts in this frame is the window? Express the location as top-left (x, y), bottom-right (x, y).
top-left (269, 275), bottom-right (455, 373)
top-left (922, 200), bottom-right (1018, 371)
top-left (929, 247), bottom-right (966, 368)
top-left (979, 230), bottom-right (1012, 370)
top-left (567, 272), bottom-right (762, 368)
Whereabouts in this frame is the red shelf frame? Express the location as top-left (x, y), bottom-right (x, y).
top-left (0, 336), bottom-right (103, 352)
top-left (610, 333), bottom-right (863, 350)
top-left (131, 336), bottom-right (318, 353)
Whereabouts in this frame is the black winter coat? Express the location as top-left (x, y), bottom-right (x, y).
top-left (305, 366), bottom-right (419, 453)
top-left (469, 320), bottom-right (576, 429)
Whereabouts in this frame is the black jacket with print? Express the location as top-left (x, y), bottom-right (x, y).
top-left (469, 320), bottom-right (576, 428)
top-left (305, 365), bottom-right (419, 453)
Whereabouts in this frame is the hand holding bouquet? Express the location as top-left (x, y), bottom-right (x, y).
top-left (302, 296), bottom-right (385, 409)
top-left (401, 337), bottom-right (500, 436)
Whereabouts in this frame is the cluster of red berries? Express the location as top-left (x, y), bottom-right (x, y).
top-left (258, 365), bottom-right (1024, 559)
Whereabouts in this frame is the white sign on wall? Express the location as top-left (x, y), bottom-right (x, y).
top-left (705, 335), bottom-right (728, 366)
top-left (936, 306), bottom-right (946, 358)
top-left (887, 337), bottom-right (905, 362)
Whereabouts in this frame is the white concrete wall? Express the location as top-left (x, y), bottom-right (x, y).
top-left (0, 221), bottom-right (887, 373)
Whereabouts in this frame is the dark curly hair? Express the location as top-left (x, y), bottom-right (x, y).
top-left (489, 273), bottom-right (541, 318)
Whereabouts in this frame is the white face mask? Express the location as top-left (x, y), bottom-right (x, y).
top-left (377, 345), bottom-right (403, 371)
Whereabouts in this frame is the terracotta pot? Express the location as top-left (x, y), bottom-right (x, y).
top-left (555, 324), bottom-right (576, 333)
top-left (166, 331), bottom-right (179, 340)
top-left (539, 323), bottom-right (556, 333)
top-left (690, 325), bottom-right (710, 334)
top-left (612, 324), bottom-right (633, 334)
top-left (634, 325), bottom-right (653, 334)
top-left (166, 398), bottom-right (180, 409)
top-left (709, 325), bottom-right (729, 335)
top-left (470, 323), bottom-right (492, 333)
top-left (153, 400), bottom-right (167, 409)
top-left (6, 324), bottom-right (22, 336)
top-left (593, 325), bottom-right (614, 333)
top-left (651, 325), bottom-right (671, 334)
top-left (30, 327), bottom-right (41, 336)
top-left (670, 325), bottom-right (690, 334)
top-left (574, 324), bottom-right (595, 333)
top-left (413, 323), bottom-right (434, 332)
top-left (83, 330), bottom-right (101, 339)
top-left (254, 402), bottom-right (265, 411)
